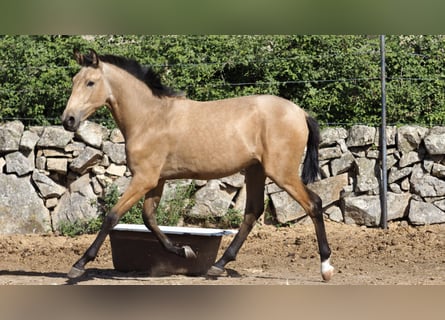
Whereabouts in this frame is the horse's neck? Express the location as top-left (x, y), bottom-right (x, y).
top-left (104, 65), bottom-right (163, 139)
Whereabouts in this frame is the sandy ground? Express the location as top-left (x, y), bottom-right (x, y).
top-left (0, 219), bottom-right (444, 285)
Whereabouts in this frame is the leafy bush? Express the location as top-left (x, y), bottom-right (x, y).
top-left (216, 208), bottom-right (243, 229)
top-left (156, 182), bottom-right (196, 226)
top-left (100, 184), bottom-right (144, 225)
top-left (1, 35), bottom-right (444, 127)
top-left (57, 217), bottom-right (103, 238)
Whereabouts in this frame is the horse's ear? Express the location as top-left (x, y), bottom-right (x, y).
top-left (73, 48), bottom-right (84, 65)
top-left (89, 49), bottom-right (100, 67)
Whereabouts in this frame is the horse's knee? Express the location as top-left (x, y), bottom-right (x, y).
top-left (245, 200), bottom-right (264, 217)
top-left (103, 211), bottom-right (119, 229)
top-left (240, 212), bottom-right (261, 233)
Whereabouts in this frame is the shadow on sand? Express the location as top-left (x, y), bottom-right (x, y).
top-left (0, 267), bottom-right (245, 285)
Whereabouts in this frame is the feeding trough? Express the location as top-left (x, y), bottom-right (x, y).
top-left (109, 224), bottom-right (237, 276)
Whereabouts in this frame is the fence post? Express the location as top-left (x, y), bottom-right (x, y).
top-left (379, 35), bottom-right (388, 229)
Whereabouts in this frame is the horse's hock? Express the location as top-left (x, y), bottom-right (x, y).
top-left (1, 120), bottom-right (445, 234)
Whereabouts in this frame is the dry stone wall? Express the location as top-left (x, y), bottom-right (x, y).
top-left (1, 120), bottom-right (445, 234)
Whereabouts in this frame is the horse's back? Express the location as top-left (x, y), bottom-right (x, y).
top-left (175, 94), bottom-right (308, 147)
top-left (181, 94), bottom-right (307, 125)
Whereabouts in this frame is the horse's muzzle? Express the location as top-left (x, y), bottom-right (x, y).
top-left (62, 115), bottom-right (79, 132)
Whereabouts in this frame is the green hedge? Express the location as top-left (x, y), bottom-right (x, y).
top-left (1, 35), bottom-right (444, 127)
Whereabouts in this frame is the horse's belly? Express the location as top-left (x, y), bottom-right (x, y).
top-left (160, 150), bottom-right (258, 180)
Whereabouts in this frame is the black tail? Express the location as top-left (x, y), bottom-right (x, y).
top-left (301, 115), bottom-right (321, 184)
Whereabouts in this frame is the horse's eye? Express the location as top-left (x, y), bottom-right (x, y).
top-left (87, 81), bottom-right (95, 87)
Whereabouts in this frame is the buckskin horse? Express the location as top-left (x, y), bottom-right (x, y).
top-left (61, 49), bottom-right (334, 281)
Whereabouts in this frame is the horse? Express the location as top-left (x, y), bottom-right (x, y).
top-left (61, 48), bottom-right (334, 282)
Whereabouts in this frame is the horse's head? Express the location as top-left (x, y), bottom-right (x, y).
top-left (62, 49), bottom-right (110, 132)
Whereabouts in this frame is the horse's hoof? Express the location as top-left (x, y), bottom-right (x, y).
top-left (321, 259), bottom-right (334, 282)
top-left (206, 265), bottom-right (225, 277)
top-left (182, 245), bottom-right (197, 259)
top-left (67, 266), bottom-right (85, 279)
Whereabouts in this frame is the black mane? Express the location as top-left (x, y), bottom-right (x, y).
top-left (82, 52), bottom-right (183, 98)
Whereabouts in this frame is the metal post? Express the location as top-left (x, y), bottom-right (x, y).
top-left (379, 35), bottom-right (388, 229)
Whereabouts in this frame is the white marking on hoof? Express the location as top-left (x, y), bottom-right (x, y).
top-left (321, 259), bottom-right (334, 282)
top-left (206, 265), bottom-right (225, 277)
top-left (67, 266), bottom-right (85, 279)
top-left (182, 245), bottom-right (197, 259)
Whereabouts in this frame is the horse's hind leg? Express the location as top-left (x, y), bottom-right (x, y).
top-left (141, 180), bottom-right (196, 259)
top-left (279, 177), bottom-right (334, 282)
top-left (207, 163), bottom-right (266, 277)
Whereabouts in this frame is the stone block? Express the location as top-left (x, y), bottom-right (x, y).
top-left (46, 158), bottom-right (68, 174)
top-left (320, 127), bottom-right (348, 147)
top-left (342, 192), bottom-right (410, 226)
top-left (354, 158), bottom-right (379, 193)
top-left (408, 199), bottom-right (445, 225)
top-left (20, 130), bottom-right (40, 152)
top-left (106, 163), bottom-right (127, 177)
top-left (0, 120), bottom-right (24, 152)
top-left (69, 147), bottom-right (103, 174)
top-left (346, 125), bottom-right (376, 147)
top-left (102, 141), bottom-right (126, 165)
top-left (75, 120), bottom-right (108, 148)
top-left (5, 151), bottom-right (34, 176)
top-left (37, 126), bottom-right (74, 148)
top-left (32, 170), bottom-right (66, 199)
top-left (0, 174), bottom-right (51, 234)
top-left (397, 125), bottom-right (428, 152)
top-left (189, 180), bottom-right (237, 217)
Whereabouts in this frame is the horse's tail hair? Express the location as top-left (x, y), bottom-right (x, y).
top-left (301, 114), bottom-right (321, 184)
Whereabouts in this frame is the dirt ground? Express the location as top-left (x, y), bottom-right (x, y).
top-left (0, 219), bottom-right (444, 285)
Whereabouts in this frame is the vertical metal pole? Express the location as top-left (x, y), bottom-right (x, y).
top-left (379, 35), bottom-right (388, 229)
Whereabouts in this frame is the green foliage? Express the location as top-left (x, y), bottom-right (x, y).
top-left (58, 217), bottom-right (103, 238)
top-left (217, 208), bottom-right (243, 229)
top-left (156, 182), bottom-right (196, 226)
top-left (190, 208), bottom-right (244, 229)
top-left (101, 184), bottom-right (144, 225)
top-left (0, 35), bottom-right (84, 125)
top-left (1, 35), bottom-right (444, 127)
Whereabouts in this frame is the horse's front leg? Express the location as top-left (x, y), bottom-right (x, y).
top-left (142, 180), bottom-right (197, 259)
top-left (67, 176), bottom-right (155, 279)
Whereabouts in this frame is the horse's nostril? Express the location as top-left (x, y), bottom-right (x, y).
top-left (67, 116), bottom-right (75, 126)
top-left (63, 116), bottom-right (77, 131)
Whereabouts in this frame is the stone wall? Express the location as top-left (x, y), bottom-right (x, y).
top-left (1, 120), bottom-right (445, 234)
